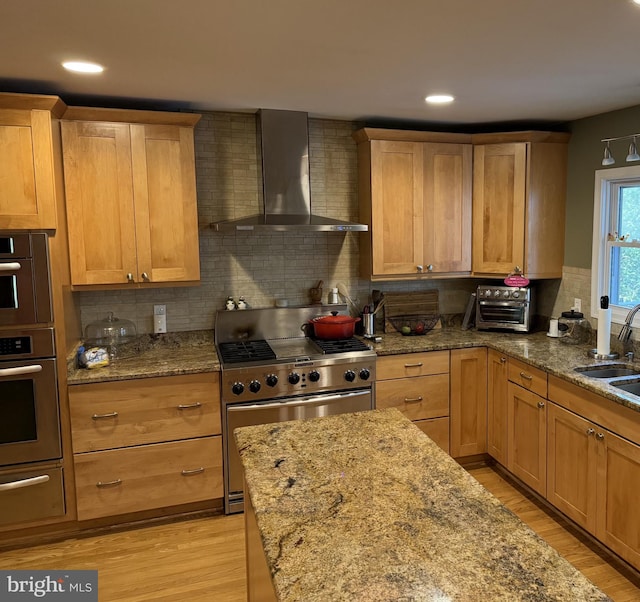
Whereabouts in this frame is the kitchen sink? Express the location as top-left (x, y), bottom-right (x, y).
top-left (611, 380), bottom-right (640, 395)
top-left (573, 364), bottom-right (640, 378)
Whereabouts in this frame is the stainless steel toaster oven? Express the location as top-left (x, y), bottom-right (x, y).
top-left (475, 285), bottom-right (534, 332)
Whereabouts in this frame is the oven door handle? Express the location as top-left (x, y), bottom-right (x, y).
top-left (0, 364), bottom-right (43, 377)
top-left (228, 390), bottom-right (370, 412)
top-left (0, 262), bottom-right (21, 272)
top-left (0, 475), bottom-right (50, 492)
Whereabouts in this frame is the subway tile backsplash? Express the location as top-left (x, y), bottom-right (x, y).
top-left (76, 111), bottom-right (567, 335)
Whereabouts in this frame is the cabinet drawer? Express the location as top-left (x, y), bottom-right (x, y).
top-left (414, 417), bottom-right (449, 453)
top-left (508, 358), bottom-right (547, 398)
top-left (69, 373), bottom-right (221, 452)
top-left (0, 466), bottom-right (65, 526)
top-left (377, 351), bottom-right (449, 381)
top-left (376, 374), bottom-right (449, 421)
top-left (74, 436), bottom-right (223, 520)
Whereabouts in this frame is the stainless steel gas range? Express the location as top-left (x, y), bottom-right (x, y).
top-left (215, 305), bottom-right (376, 514)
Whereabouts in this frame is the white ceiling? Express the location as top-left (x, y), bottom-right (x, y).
top-left (2, 0), bottom-right (640, 125)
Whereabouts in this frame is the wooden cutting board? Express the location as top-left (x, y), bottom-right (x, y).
top-left (383, 290), bottom-right (440, 333)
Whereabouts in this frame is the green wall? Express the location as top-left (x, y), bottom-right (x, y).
top-left (565, 104), bottom-right (640, 268)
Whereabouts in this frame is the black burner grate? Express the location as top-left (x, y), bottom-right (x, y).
top-left (219, 340), bottom-right (276, 364)
top-left (313, 338), bottom-right (370, 354)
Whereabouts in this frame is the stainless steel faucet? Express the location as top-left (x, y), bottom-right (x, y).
top-left (618, 303), bottom-right (640, 342)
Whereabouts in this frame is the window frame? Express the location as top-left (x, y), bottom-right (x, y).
top-left (592, 165), bottom-right (640, 327)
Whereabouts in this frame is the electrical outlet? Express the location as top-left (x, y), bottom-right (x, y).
top-left (153, 305), bottom-right (167, 334)
top-left (574, 298), bottom-right (582, 313)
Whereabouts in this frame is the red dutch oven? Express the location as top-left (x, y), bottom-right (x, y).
top-left (311, 312), bottom-right (360, 339)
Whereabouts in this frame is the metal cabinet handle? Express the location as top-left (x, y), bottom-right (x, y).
top-left (404, 396), bottom-right (423, 403)
top-left (96, 479), bottom-right (122, 488)
top-left (0, 475), bottom-right (49, 492)
top-left (520, 372), bottom-right (533, 381)
top-left (500, 357), bottom-right (507, 363)
top-left (181, 467), bottom-right (205, 476)
top-left (596, 432), bottom-right (605, 441)
top-left (426, 264), bottom-right (433, 272)
top-left (141, 272), bottom-right (149, 280)
top-left (126, 273), bottom-right (134, 282)
top-left (0, 364), bottom-right (43, 377)
top-left (177, 402), bottom-right (202, 410)
top-left (537, 401), bottom-right (545, 408)
top-left (0, 262), bottom-right (21, 272)
top-left (92, 412), bottom-right (118, 420)
top-left (404, 362), bottom-right (423, 368)
top-left (586, 428), bottom-right (595, 436)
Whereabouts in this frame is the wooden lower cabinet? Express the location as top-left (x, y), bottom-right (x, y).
top-left (376, 351), bottom-right (450, 451)
top-left (69, 372), bottom-right (223, 522)
top-left (450, 347), bottom-right (487, 458)
top-left (74, 436), bottom-right (223, 521)
top-left (487, 349), bottom-right (508, 465)
top-left (507, 382), bottom-right (547, 496)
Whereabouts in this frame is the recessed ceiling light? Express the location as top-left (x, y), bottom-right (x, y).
top-left (633, 0), bottom-right (640, 6)
top-left (425, 94), bottom-right (454, 105)
top-left (62, 61), bottom-right (104, 74)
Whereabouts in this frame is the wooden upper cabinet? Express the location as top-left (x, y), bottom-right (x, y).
top-left (472, 133), bottom-right (569, 279)
top-left (354, 129), bottom-right (472, 280)
top-left (0, 94), bottom-right (66, 229)
top-left (61, 108), bottom-right (201, 287)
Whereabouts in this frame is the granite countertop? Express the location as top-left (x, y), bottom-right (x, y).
top-left (235, 408), bottom-right (610, 601)
top-left (65, 325), bottom-right (640, 414)
top-left (66, 330), bottom-right (220, 385)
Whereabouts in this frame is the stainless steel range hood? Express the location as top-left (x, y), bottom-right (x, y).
top-left (210, 109), bottom-right (368, 232)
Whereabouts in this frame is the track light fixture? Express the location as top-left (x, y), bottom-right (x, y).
top-left (601, 134), bottom-right (640, 166)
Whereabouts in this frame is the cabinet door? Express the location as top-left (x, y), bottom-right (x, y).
top-left (507, 382), bottom-right (547, 495)
top-left (370, 140), bottom-right (423, 275)
top-left (422, 143), bottom-right (472, 273)
top-left (130, 124), bottom-right (200, 283)
top-left (596, 429), bottom-right (640, 568)
top-left (0, 109), bottom-right (57, 229)
top-left (547, 403), bottom-right (597, 533)
top-left (62, 121), bottom-right (138, 285)
top-left (472, 143), bottom-right (527, 275)
top-left (450, 347), bottom-right (487, 458)
top-left (487, 349), bottom-right (508, 465)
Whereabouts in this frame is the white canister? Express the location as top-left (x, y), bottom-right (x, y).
top-left (548, 318), bottom-right (559, 337)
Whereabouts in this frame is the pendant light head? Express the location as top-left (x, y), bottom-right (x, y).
top-left (627, 136), bottom-right (640, 162)
top-left (602, 141), bottom-right (615, 166)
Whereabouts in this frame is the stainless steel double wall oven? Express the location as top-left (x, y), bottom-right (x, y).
top-left (0, 232), bottom-right (65, 525)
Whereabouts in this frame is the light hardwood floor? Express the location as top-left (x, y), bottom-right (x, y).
top-left (0, 465), bottom-right (638, 601)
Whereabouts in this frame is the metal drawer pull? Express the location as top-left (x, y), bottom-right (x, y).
top-left (596, 432), bottom-right (605, 441)
top-left (537, 401), bottom-right (545, 408)
top-left (181, 467), bottom-right (205, 476)
top-left (404, 396), bottom-right (423, 403)
top-left (520, 372), bottom-right (533, 380)
top-left (0, 262), bottom-right (21, 272)
top-left (0, 364), bottom-right (43, 377)
top-left (0, 475), bottom-right (49, 492)
top-left (96, 479), bottom-right (122, 488)
top-left (586, 428), bottom-right (595, 435)
top-left (404, 362), bottom-right (423, 368)
top-left (92, 412), bottom-right (118, 420)
top-left (177, 402), bottom-right (202, 410)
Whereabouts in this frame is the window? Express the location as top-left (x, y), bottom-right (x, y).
top-left (592, 166), bottom-right (640, 326)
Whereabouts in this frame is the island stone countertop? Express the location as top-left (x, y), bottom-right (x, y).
top-left (235, 408), bottom-right (610, 601)
top-left (65, 324), bottom-right (640, 414)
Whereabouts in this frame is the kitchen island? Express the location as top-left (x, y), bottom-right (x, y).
top-left (235, 408), bottom-right (610, 601)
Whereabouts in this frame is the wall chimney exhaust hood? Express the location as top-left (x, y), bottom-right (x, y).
top-left (210, 109), bottom-right (368, 232)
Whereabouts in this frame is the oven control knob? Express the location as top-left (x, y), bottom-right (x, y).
top-left (503, 290), bottom-right (510, 299)
top-left (288, 372), bottom-right (300, 385)
top-left (512, 291), bottom-right (520, 299)
top-left (359, 368), bottom-right (371, 381)
top-left (494, 289), bottom-right (502, 298)
top-left (266, 374), bottom-right (278, 387)
top-left (308, 370), bottom-right (321, 382)
top-left (249, 380), bottom-right (261, 393)
top-left (344, 369), bottom-right (356, 382)
top-left (231, 382), bottom-right (245, 396)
